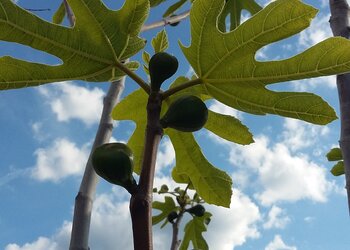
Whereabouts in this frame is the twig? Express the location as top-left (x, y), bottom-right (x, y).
top-left (161, 78), bottom-right (203, 100)
top-left (141, 10), bottom-right (190, 32)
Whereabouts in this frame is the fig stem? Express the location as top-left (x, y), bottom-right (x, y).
top-left (161, 78), bottom-right (203, 99)
top-left (114, 60), bottom-right (151, 95)
top-left (130, 92), bottom-right (163, 250)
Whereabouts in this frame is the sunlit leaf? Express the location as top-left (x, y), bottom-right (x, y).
top-left (179, 212), bottom-right (212, 250)
top-left (0, 0), bottom-right (149, 89)
top-left (152, 29), bottom-right (169, 53)
top-left (152, 196), bottom-right (177, 226)
top-left (218, 0), bottom-right (262, 31)
top-left (179, 0), bottom-right (350, 125)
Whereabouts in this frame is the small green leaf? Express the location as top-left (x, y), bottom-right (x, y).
top-left (163, 0), bottom-right (187, 17)
top-left (179, 212), bottom-right (212, 250)
top-left (52, 2), bottom-right (66, 24)
top-left (331, 161), bottom-right (345, 176)
top-left (142, 51), bottom-right (151, 75)
top-left (205, 110), bottom-right (254, 145)
top-left (152, 29), bottom-right (169, 53)
top-left (152, 196), bottom-right (177, 225)
top-left (326, 148), bottom-right (343, 161)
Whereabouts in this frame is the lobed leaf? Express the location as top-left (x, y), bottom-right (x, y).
top-left (179, 212), bottom-right (212, 250)
top-left (218, 0), bottom-right (262, 31)
top-left (179, 0), bottom-right (350, 125)
top-left (152, 196), bottom-right (177, 225)
top-left (0, 0), bottom-right (149, 90)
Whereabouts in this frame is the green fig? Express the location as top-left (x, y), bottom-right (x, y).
top-left (149, 52), bottom-right (178, 91)
top-left (186, 204), bottom-right (205, 217)
top-left (167, 211), bottom-right (178, 223)
top-left (92, 143), bottom-right (136, 189)
top-left (160, 95), bottom-right (208, 132)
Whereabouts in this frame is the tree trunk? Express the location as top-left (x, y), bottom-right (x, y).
top-left (130, 92), bottom-right (163, 250)
top-left (69, 79), bottom-right (125, 250)
top-left (329, 0), bottom-right (350, 213)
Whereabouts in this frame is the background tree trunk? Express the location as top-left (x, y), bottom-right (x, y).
top-left (69, 79), bottom-right (125, 250)
top-left (329, 0), bottom-right (350, 213)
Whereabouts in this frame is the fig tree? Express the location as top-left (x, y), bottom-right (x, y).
top-left (160, 95), bottom-right (208, 132)
top-left (149, 52), bottom-right (178, 91)
top-left (92, 143), bottom-right (136, 190)
top-left (186, 204), bottom-right (205, 217)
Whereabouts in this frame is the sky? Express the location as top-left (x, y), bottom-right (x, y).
top-left (0, 0), bottom-right (350, 249)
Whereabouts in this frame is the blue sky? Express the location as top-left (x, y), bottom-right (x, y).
top-left (1, 0), bottom-right (350, 249)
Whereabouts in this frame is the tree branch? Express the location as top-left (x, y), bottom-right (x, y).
top-left (329, 0), bottom-right (350, 214)
top-left (141, 10), bottom-right (190, 32)
top-left (69, 79), bottom-right (125, 250)
top-left (161, 78), bottom-right (203, 100)
top-left (130, 92), bottom-right (163, 250)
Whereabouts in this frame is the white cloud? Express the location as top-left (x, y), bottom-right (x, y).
top-left (5, 221), bottom-right (70, 250)
top-left (31, 138), bottom-right (89, 182)
top-left (227, 136), bottom-right (332, 206)
top-left (155, 137), bottom-right (175, 173)
top-left (205, 189), bottom-right (261, 250)
top-left (265, 235), bottom-right (297, 250)
top-left (298, 14), bottom-right (331, 49)
top-left (304, 216), bottom-right (315, 223)
top-left (263, 206), bottom-right (290, 229)
top-left (281, 118), bottom-right (330, 152)
top-left (291, 76), bottom-right (336, 91)
top-left (38, 82), bottom-right (105, 126)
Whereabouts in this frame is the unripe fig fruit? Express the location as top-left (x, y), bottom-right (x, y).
top-left (186, 204), bottom-right (205, 217)
top-left (149, 52), bottom-right (178, 91)
top-left (167, 211), bottom-right (178, 223)
top-left (92, 143), bottom-right (135, 188)
top-left (160, 95), bottom-right (208, 132)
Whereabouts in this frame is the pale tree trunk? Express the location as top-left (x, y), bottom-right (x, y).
top-left (329, 0), bottom-right (350, 213)
top-left (69, 79), bottom-right (125, 250)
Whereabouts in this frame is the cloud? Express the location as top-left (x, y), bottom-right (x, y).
top-left (38, 82), bottom-right (105, 126)
top-left (281, 118), bottom-right (330, 152)
top-left (155, 137), bottom-right (175, 173)
top-left (263, 206), bottom-right (290, 229)
top-left (5, 221), bottom-right (70, 250)
top-left (227, 135), bottom-right (332, 206)
top-left (298, 14), bottom-right (331, 49)
top-left (31, 138), bottom-right (89, 182)
top-left (205, 189), bottom-right (261, 250)
top-left (265, 235), bottom-right (297, 250)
